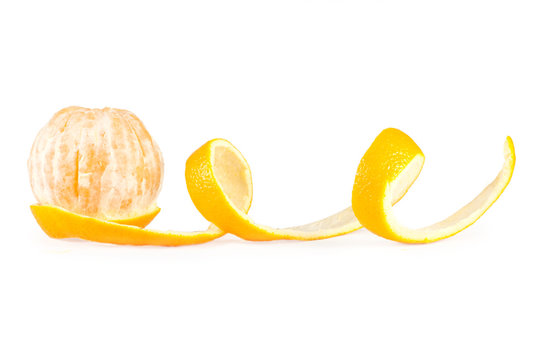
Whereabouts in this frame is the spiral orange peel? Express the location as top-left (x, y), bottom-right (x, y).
top-left (185, 138), bottom-right (419, 241)
top-left (351, 128), bottom-right (516, 243)
top-left (30, 204), bottom-right (224, 246)
top-left (30, 128), bottom-right (515, 246)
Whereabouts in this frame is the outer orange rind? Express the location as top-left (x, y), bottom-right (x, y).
top-left (31, 205), bottom-right (223, 246)
top-left (185, 138), bottom-right (418, 241)
top-left (351, 128), bottom-right (516, 243)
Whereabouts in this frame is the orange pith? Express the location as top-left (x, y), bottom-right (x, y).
top-left (351, 128), bottom-right (516, 243)
top-left (28, 106), bottom-right (164, 221)
top-left (30, 205), bottom-right (223, 246)
top-left (184, 138), bottom-right (418, 241)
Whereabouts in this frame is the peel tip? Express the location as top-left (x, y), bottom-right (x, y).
top-left (503, 136), bottom-right (515, 162)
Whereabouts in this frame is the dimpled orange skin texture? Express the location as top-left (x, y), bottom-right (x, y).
top-left (28, 106), bottom-right (164, 221)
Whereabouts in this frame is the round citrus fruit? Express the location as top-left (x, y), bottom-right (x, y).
top-left (28, 106), bottom-right (163, 225)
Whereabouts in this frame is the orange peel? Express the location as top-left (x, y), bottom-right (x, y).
top-left (30, 205), bottom-right (224, 246)
top-left (185, 138), bottom-right (418, 241)
top-left (109, 206), bottom-right (161, 228)
top-left (351, 128), bottom-right (516, 243)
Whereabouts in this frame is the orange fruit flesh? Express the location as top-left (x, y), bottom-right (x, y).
top-left (28, 106), bottom-right (164, 221)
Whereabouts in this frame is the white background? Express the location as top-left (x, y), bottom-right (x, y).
top-left (0, 1), bottom-right (536, 359)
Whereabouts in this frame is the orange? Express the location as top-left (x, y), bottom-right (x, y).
top-left (29, 112), bottom-right (515, 247)
top-left (30, 204), bottom-right (225, 246)
top-left (28, 106), bottom-right (163, 224)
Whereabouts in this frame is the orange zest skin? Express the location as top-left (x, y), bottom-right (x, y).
top-left (185, 138), bottom-right (418, 241)
top-left (185, 139), bottom-right (359, 241)
top-left (352, 128), bottom-right (516, 243)
top-left (31, 205), bottom-right (224, 246)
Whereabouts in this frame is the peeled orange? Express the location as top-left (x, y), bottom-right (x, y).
top-left (28, 106), bottom-right (163, 225)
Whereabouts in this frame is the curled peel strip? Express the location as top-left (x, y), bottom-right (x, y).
top-left (351, 128), bottom-right (516, 243)
top-left (185, 138), bottom-right (416, 241)
top-left (30, 205), bottom-right (225, 246)
top-left (30, 128), bottom-right (515, 246)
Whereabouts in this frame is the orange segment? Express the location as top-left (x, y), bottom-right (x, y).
top-left (185, 138), bottom-right (419, 241)
top-left (351, 128), bottom-right (516, 243)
